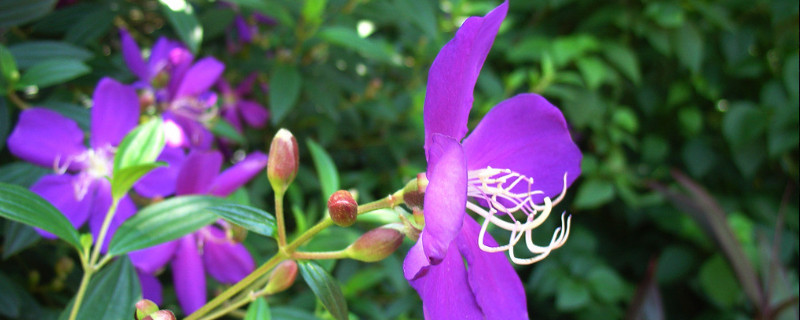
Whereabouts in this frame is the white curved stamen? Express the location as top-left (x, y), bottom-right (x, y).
top-left (466, 168), bottom-right (572, 265)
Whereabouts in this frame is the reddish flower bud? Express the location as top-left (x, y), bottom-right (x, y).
top-left (142, 310), bottom-right (176, 320)
top-left (134, 299), bottom-right (159, 320)
top-left (346, 225), bottom-right (405, 262)
top-left (264, 260), bottom-right (298, 294)
top-left (328, 190), bottom-right (358, 227)
top-left (267, 128), bottom-right (299, 194)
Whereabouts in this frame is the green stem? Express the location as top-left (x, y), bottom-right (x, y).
top-left (275, 190), bottom-right (287, 248)
top-left (67, 268), bottom-right (92, 320)
top-left (291, 249), bottom-right (349, 260)
top-left (198, 288), bottom-right (265, 320)
top-left (6, 88), bottom-right (29, 110)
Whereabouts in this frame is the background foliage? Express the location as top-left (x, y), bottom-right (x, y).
top-left (1, 0), bottom-right (798, 319)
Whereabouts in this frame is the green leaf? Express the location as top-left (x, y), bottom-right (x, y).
top-left (8, 41), bottom-right (93, 69)
top-left (0, 272), bottom-right (21, 318)
top-left (576, 56), bottom-right (609, 90)
top-left (0, 0), bottom-right (57, 29)
top-left (244, 297), bottom-right (272, 320)
top-left (16, 59), bottom-right (89, 89)
top-left (671, 23), bottom-right (704, 73)
top-left (699, 254), bottom-right (742, 308)
top-left (269, 64), bottom-right (302, 124)
top-left (210, 119), bottom-right (246, 145)
top-left (645, 2), bottom-right (685, 28)
top-left (556, 278), bottom-right (591, 311)
top-left (64, 6), bottom-right (114, 45)
top-left (394, 0), bottom-right (438, 40)
top-left (110, 163), bottom-right (166, 199)
top-left (302, 0), bottom-right (327, 27)
top-left (207, 203), bottom-right (276, 237)
top-left (306, 139), bottom-right (339, 199)
top-left (602, 44), bottom-right (641, 84)
top-left (0, 162), bottom-right (50, 187)
top-left (0, 99), bottom-right (10, 151)
top-left (199, 8), bottom-right (235, 40)
top-left (60, 256), bottom-right (140, 320)
top-left (223, 0), bottom-right (294, 27)
top-left (0, 44), bottom-right (19, 83)
top-left (298, 261), bottom-right (348, 320)
top-left (113, 117), bottom-right (165, 174)
top-left (0, 183), bottom-right (81, 249)
top-left (160, 0), bottom-right (202, 53)
top-left (2, 220), bottom-right (40, 260)
top-left (107, 196), bottom-right (229, 256)
top-left (587, 266), bottom-right (627, 303)
top-left (317, 27), bottom-right (396, 64)
top-left (573, 179), bottom-right (615, 209)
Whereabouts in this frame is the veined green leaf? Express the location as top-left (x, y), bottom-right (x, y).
top-left (207, 204), bottom-right (276, 237)
top-left (269, 64), bottom-right (301, 124)
top-left (0, 0), bottom-right (57, 29)
top-left (16, 59), bottom-right (89, 89)
top-left (298, 261), bottom-right (348, 320)
top-left (0, 183), bottom-right (81, 249)
top-left (210, 119), bottom-right (246, 145)
top-left (8, 41), bottom-right (93, 69)
top-left (59, 257), bottom-right (140, 320)
top-left (110, 163), bottom-right (166, 200)
top-left (113, 117), bottom-right (165, 174)
top-left (244, 297), bottom-right (272, 320)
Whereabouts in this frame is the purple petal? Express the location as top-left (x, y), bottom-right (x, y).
top-left (238, 100), bottom-right (269, 128)
top-left (176, 150), bottom-right (223, 195)
top-left (408, 243), bottom-right (483, 319)
top-left (421, 134), bottom-right (467, 264)
top-left (129, 240), bottom-right (179, 273)
top-left (29, 174), bottom-right (93, 238)
top-left (234, 15), bottom-right (253, 42)
top-left (88, 180), bottom-right (138, 253)
top-left (461, 93), bottom-right (582, 202)
top-left (90, 78), bottom-right (140, 148)
top-left (174, 57), bottom-right (225, 99)
top-left (170, 114), bottom-right (214, 149)
top-left (456, 216), bottom-right (528, 319)
top-left (208, 151), bottom-right (267, 197)
top-left (172, 234), bottom-right (206, 314)
top-left (162, 113), bottom-right (190, 148)
top-left (136, 270), bottom-right (163, 305)
top-left (423, 1), bottom-right (507, 160)
top-left (148, 37), bottom-right (187, 78)
top-left (221, 107), bottom-right (243, 132)
top-left (120, 29), bottom-right (148, 81)
top-left (200, 226), bottom-right (255, 283)
top-left (8, 108), bottom-right (87, 170)
top-left (235, 73), bottom-right (258, 96)
top-left (134, 146), bottom-right (186, 197)
top-left (403, 238), bottom-right (429, 280)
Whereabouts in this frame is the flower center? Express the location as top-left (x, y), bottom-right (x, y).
top-left (466, 167), bottom-right (571, 265)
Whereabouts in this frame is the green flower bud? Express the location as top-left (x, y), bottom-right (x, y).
top-left (267, 128), bottom-right (299, 194)
top-left (134, 299), bottom-right (159, 320)
top-left (328, 190), bottom-right (358, 227)
top-left (264, 260), bottom-right (298, 295)
top-left (346, 225), bottom-right (405, 262)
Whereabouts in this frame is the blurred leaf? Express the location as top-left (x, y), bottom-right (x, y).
top-left (682, 138), bottom-right (716, 177)
top-left (588, 266), bottom-right (627, 303)
top-left (627, 258), bottom-right (664, 320)
top-left (655, 246), bottom-right (696, 283)
top-left (556, 278), bottom-right (591, 311)
top-left (298, 261), bottom-right (348, 320)
top-left (550, 34), bottom-right (599, 67)
top-left (306, 139), bottom-right (340, 199)
top-left (59, 256), bottom-right (140, 320)
top-left (784, 52), bottom-right (799, 100)
top-left (199, 8), bottom-right (235, 40)
top-left (113, 117), bottom-right (165, 175)
top-left (576, 56), bottom-right (608, 90)
top-left (269, 64), bottom-right (301, 124)
top-left (207, 203), bottom-right (276, 237)
top-left (107, 196), bottom-right (229, 256)
top-left (16, 59), bottom-right (89, 89)
top-left (160, 0), bottom-right (203, 53)
top-left (699, 254), bottom-right (742, 308)
top-left (722, 102), bottom-right (766, 176)
top-left (111, 163), bottom-right (165, 199)
top-left (677, 107), bottom-right (703, 136)
top-left (318, 27), bottom-right (396, 64)
top-left (0, 272), bottom-right (21, 317)
top-left (0, 44), bottom-right (19, 83)
top-left (0, 183), bottom-right (81, 250)
top-left (302, 0), bottom-right (327, 27)
top-left (574, 179), bottom-right (615, 209)
top-left (0, 99), bottom-right (9, 151)
top-left (63, 6), bottom-right (114, 45)
top-left (2, 220), bottom-right (40, 260)
top-left (602, 44), bottom-right (641, 84)
top-left (0, 0), bottom-right (57, 29)
top-left (0, 162), bottom-right (50, 187)
top-left (671, 23), bottom-right (703, 73)
top-left (224, 0), bottom-right (294, 26)
top-left (395, 0), bottom-right (438, 40)
top-left (210, 119), bottom-right (246, 145)
top-left (245, 297), bottom-right (271, 320)
top-left (8, 41), bottom-right (93, 70)
top-left (645, 2), bottom-right (685, 28)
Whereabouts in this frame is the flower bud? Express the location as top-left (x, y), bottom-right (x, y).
top-left (346, 225), bottom-right (405, 262)
top-left (142, 310), bottom-right (176, 320)
top-left (264, 260), bottom-right (298, 295)
top-left (328, 190), bottom-right (358, 227)
top-left (267, 128), bottom-right (299, 193)
top-left (134, 299), bottom-right (159, 320)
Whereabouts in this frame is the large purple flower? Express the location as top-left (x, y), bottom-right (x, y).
top-left (129, 149), bottom-right (267, 313)
top-left (402, 1), bottom-right (582, 319)
top-left (7, 78), bottom-right (144, 251)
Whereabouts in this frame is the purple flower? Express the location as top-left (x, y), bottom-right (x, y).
top-left (7, 78), bottom-right (144, 251)
top-left (129, 149), bottom-right (267, 313)
top-left (218, 73), bottom-right (269, 132)
top-left (401, 1), bottom-right (582, 319)
top-left (120, 30), bottom-right (225, 149)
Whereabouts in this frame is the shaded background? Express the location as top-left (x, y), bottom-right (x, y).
top-left (0, 0), bottom-right (798, 319)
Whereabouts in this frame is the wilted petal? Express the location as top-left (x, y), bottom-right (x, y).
top-left (408, 244), bottom-right (482, 319)
top-left (462, 93), bottom-right (582, 202)
top-left (174, 57), bottom-right (225, 98)
top-left (421, 134), bottom-right (466, 264)
top-left (201, 226), bottom-right (255, 283)
top-left (129, 240), bottom-right (179, 274)
top-left (172, 235), bottom-right (206, 314)
top-left (176, 150), bottom-right (222, 195)
top-left (423, 1), bottom-right (508, 159)
top-left (90, 78), bottom-right (140, 148)
top-left (208, 151), bottom-right (267, 196)
top-left (136, 270), bottom-right (163, 305)
top-left (134, 146), bottom-right (186, 198)
top-left (8, 108), bottom-right (87, 170)
top-left (88, 180), bottom-right (137, 253)
top-left (238, 100), bottom-right (269, 128)
top-left (120, 29), bottom-right (148, 81)
top-left (29, 174), bottom-right (92, 239)
top-left (456, 216), bottom-right (528, 319)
